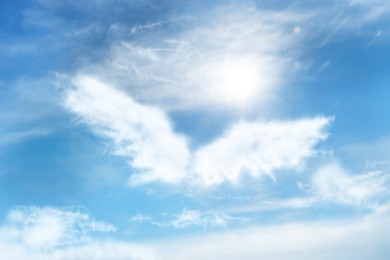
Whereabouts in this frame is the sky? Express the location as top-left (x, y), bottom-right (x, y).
top-left (1, 0), bottom-right (390, 259)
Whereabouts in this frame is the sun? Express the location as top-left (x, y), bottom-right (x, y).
top-left (207, 57), bottom-right (262, 105)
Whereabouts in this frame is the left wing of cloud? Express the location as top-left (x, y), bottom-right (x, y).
top-left (65, 76), bottom-right (191, 185)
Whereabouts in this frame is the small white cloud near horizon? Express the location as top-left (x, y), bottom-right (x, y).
top-left (0, 206), bottom-right (115, 251)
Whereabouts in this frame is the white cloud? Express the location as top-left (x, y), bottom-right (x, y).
top-left (312, 163), bottom-right (390, 205)
top-left (72, 1), bottom-right (390, 112)
top-left (64, 76), bottom-right (331, 188)
top-left (0, 204), bottom-right (388, 259)
top-left (153, 204), bottom-right (390, 260)
top-left (170, 210), bottom-right (231, 229)
top-left (0, 206), bottom-right (154, 260)
top-left (2, 204), bottom-right (390, 259)
top-left (212, 162), bottom-right (390, 214)
top-left (65, 76), bottom-right (191, 185)
top-left (194, 117), bottom-right (331, 186)
top-left (86, 4), bottom-right (304, 110)
top-left (0, 239), bottom-right (155, 260)
top-left (131, 210), bottom-right (249, 229)
top-left (222, 197), bottom-right (317, 214)
top-left (0, 206), bottom-right (115, 251)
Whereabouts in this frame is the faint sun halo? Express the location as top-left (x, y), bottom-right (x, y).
top-left (293, 26), bottom-right (301, 34)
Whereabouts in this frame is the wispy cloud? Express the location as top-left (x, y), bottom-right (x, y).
top-left (312, 162), bottom-right (390, 206)
top-left (65, 76), bottom-right (191, 185)
top-left (64, 76), bottom-right (331, 188)
top-left (3, 0), bottom-right (390, 258)
top-left (194, 117), bottom-right (330, 186)
top-left (0, 206), bottom-right (153, 259)
top-left (2, 204), bottom-right (390, 259)
top-left (221, 163), bottom-right (390, 214)
top-left (0, 128), bottom-right (50, 147)
top-left (0, 206), bottom-right (115, 250)
top-left (131, 209), bottom-right (249, 229)
top-left (0, 76), bottom-right (66, 148)
top-left (347, 0), bottom-right (390, 22)
top-left (64, 0), bottom-right (390, 112)
top-left (154, 203), bottom-right (390, 260)
top-left (84, 4), bottom-right (305, 110)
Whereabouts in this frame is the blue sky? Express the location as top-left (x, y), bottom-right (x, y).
top-left (1, 0), bottom-right (390, 259)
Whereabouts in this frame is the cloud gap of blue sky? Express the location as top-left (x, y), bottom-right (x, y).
top-left (1, 0), bottom-right (390, 259)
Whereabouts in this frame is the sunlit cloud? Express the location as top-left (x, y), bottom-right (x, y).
top-left (84, 4), bottom-right (305, 111)
top-left (64, 76), bottom-right (331, 188)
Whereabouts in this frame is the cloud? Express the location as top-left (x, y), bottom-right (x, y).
top-left (221, 197), bottom-right (317, 214)
top-left (1, 204), bottom-right (390, 259)
top-left (131, 209), bottom-right (249, 229)
top-left (0, 206), bottom-right (155, 260)
top-left (69, 0), bottom-right (390, 112)
top-left (154, 204), bottom-right (390, 260)
top-left (0, 206), bottom-right (115, 251)
top-left (64, 76), bottom-right (331, 188)
top-left (0, 76), bottom-right (67, 150)
top-left (224, 162), bottom-right (390, 213)
top-left (212, 161), bottom-right (390, 215)
top-left (84, 4), bottom-right (305, 110)
top-left (194, 117), bottom-right (331, 186)
top-left (312, 163), bottom-right (390, 205)
top-left (65, 76), bottom-right (191, 185)
top-left (57, 1), bottom-right (387, 191)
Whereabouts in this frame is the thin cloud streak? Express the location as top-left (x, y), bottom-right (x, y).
top-left (131, 209), bottom-right (249, 229)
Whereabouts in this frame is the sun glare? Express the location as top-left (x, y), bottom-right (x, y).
top-left (209, 58), bottom-right (261, 105)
